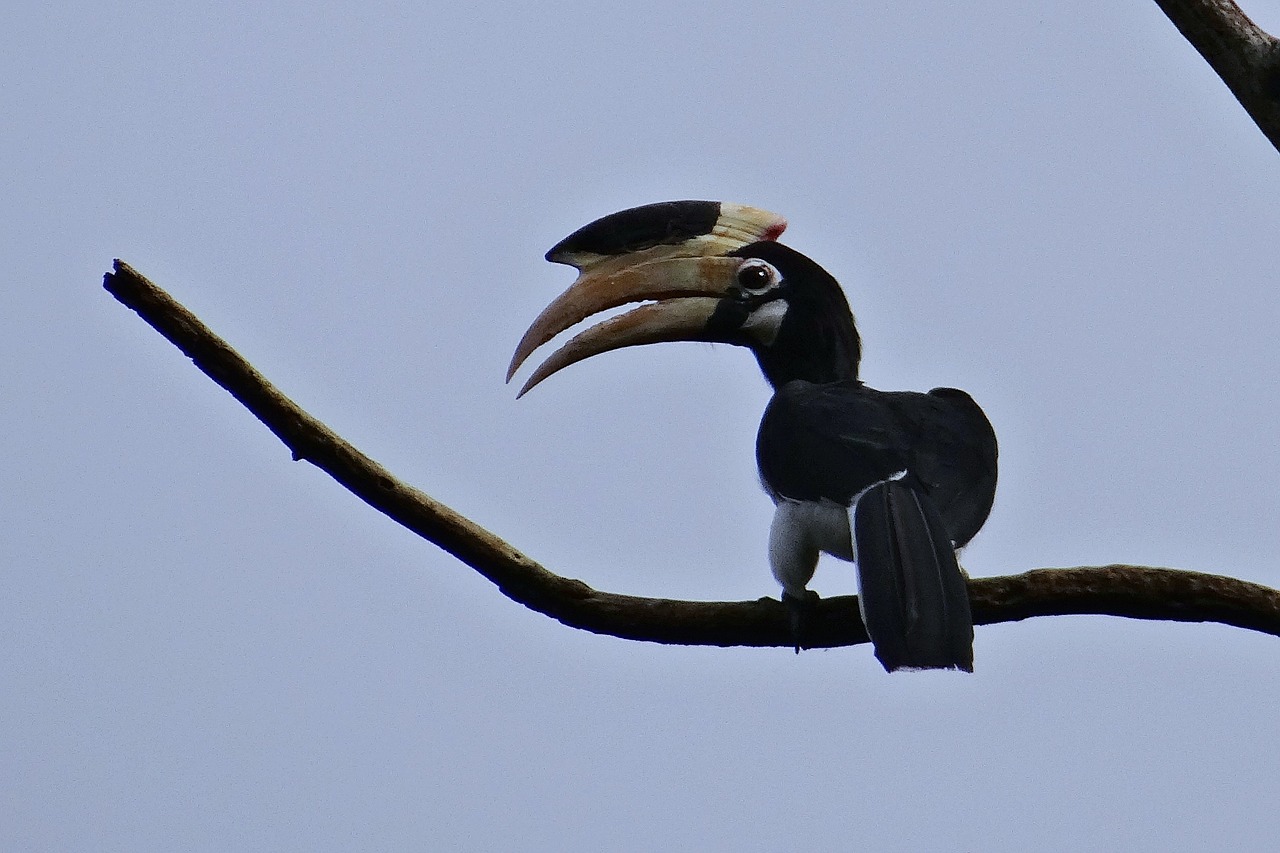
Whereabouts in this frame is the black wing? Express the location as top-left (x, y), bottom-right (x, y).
top-left (878, 387), bottom-right (997, 548)
top-left (757, 380), bottom-right (908, 504)
top-left (756, 380), bottom-right (997, 547)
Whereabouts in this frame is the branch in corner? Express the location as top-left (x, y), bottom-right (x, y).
top-left (1153, 0), bottom-right (1280, 151)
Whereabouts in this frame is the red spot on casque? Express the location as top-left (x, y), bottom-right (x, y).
top-left (762, 219), bottom-right (788, 242)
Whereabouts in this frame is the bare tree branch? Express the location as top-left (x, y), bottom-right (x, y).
top-left (1153, 0), bottom-right (1280, 150)
top-left (95, 6), bottom-right (1280, 652)
top-left (102, 261), bottom-right (1280, 649)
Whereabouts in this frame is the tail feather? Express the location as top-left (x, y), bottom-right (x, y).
top-left (853, 480), bottom-right (974, 672)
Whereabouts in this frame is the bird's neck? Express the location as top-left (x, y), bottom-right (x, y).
top-left (756, 313), bottom-right (862, 388)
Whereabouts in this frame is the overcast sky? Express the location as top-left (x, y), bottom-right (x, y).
top-left (7, 2), bottom-right (1280, 850)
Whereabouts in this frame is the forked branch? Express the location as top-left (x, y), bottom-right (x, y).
top-left (103, 261), bottom-right (1280, 649)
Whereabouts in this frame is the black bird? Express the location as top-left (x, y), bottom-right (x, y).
top-left (509, 201), bottom-right (997, 672)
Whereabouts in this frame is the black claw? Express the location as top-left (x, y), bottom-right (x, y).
top-left (781, 590), bottom-right (820, 654)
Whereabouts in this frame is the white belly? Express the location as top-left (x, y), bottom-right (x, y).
top-left (767, 499), bottom-right (855, 598)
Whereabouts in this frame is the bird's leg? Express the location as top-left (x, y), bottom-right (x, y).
top-left (781, 589), bottom-right (820, 653)
top-left (769, 501), bottom-right (827, 653)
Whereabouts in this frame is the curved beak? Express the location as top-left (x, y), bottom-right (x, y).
top-left (509, 256), bottom-right (746, 396)
top-left (515, 296), bottom-right (724, 397)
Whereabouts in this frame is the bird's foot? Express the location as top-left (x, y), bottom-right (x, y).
top-left (781, 589), bottom-right (820, 654)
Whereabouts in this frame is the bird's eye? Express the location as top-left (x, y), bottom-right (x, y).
top-left (736, 259), bottom-right (780, 293)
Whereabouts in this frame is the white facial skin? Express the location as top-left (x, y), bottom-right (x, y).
top-left (733, 257), bottom-right (788, 346)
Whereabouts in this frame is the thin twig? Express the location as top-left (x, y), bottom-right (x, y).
top-left (103, 261), bottom-right (1280, 649)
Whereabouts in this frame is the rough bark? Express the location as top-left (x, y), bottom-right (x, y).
top-left (1153, 0), bottom-right (1280, 150)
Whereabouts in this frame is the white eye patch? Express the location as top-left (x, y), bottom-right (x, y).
top-left (742, 299), bottom-right (788, 345)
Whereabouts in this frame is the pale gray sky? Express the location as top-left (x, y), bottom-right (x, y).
top-left (6, 2), bottom-right (1280, 850)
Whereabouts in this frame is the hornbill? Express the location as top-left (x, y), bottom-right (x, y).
top-left (508, 201), bottom-right (997, 672)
